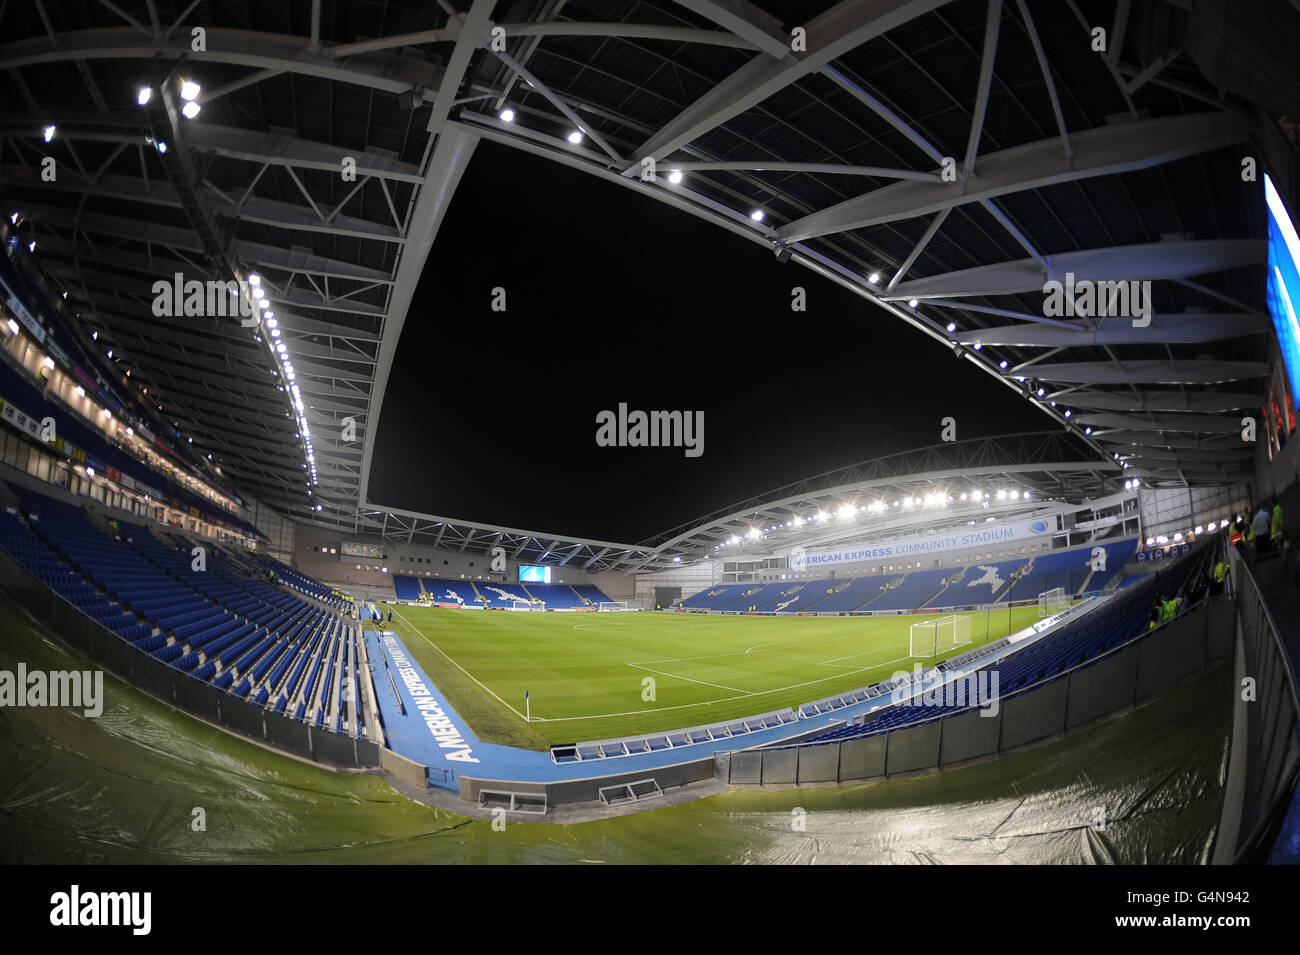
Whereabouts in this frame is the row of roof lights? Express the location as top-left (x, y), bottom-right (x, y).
top-left (1146, 520), bottom-right (1223, 547)
top-left (714, 489), bottom-right (1036, 548)
top-left (245, 272), bottom-right (315, 488)
top-left (137, 79), bottom-right (201, 117)
top-left (497, 108), bottom-right (770, 223)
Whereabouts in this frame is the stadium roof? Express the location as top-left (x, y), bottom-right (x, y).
top-left (0, 0), bottom-right (1291, 564)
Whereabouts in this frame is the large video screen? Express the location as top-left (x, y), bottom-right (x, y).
top-left (518, 564), bottom-right (551, 584)
top-left (340, 541), bottom-right (383, 560)
top-left (1266, 174), bottom-right (1300, 410)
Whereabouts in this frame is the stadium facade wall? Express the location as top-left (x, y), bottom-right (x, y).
top-left (0, 546), bottom-right (380, 770)
top-left (1138, 485), bottom-right (1250, 549)
top-left (250, 498), bottom-right (295, 565)
top-left (713, 599), bottom-right (1235, 787)
top-left (290, 520), bottom-right (609, 595)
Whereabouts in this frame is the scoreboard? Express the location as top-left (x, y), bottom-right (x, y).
top-left (340, 542), bottom-right (383, 560)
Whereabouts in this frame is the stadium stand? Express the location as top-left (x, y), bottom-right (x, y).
top-left (0, 349), bottom-right (258, 537)
top-left (799, 574), bottom-right (905, 613)
top-left (476, 581), bottom-right (533, 608)
top-left (393, 574), bottom-right (424, 601)
top-left (927, 558), bottom-right (1025, 607)
top-left (521, 583), bottom-right (590, 609)
top-left (251, 553), bottom-right (350, 611)
top-left (387, 579), bottom-right (592, 608)
top-left (793, 543), bottom-right (1214, 746)
top-left (569, 584), bottom-right (613, 607)
top-left (392, 574), bottom-right (607, 610)
top-left (675, 542), bottom-right (1142, 615)
top-left (1, 483), bottom-right (366, 736)
top-left (422, 580), bottom-right (481, 607)
top-left (859, 567), bottom-right (954, 612)
top-left (677, 582), bottom-right (762, 610)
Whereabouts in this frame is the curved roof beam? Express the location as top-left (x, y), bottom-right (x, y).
top-left (955, 312), bottom-right (1271, 346)
top-left (778, 112), bottom-right (1254, 242)
top-left (1061, 390), bottom-right (1262, 413)
top-left (1031, 360), bottom-right (1268, 386)
top-left (0, 27), bottom-right (445, 95)
top-left (885, 238), bottom-right (1265, 300)
top-left (624, 0), bottom-right (953, 175)
top-left (666, 1), bottom-right (790, 57)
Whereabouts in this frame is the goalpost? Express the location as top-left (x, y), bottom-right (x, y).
top-left (909, 614), bottom-right (973, 658)
top-left (509, 600), bottom-right (540, 612)
top-left (598, 601), bottom-right (633, 612)
top-left (1038, 587), bottom-right (1069, 618)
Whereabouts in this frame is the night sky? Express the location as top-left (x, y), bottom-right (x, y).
top-left (369, 140), bottom-right (1049, 543)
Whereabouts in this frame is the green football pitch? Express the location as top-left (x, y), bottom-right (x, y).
top-left (386, 604), bottom-right (1044, 749)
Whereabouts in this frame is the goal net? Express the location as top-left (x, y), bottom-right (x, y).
top-left (1038, 587), bottom-right (1069, 618)
top-left (509, 600), bottom-right (539, 612)
top-left (909, 614), bottom-right (973, 658)
top-left (599, 601), bottom-right (632, 612)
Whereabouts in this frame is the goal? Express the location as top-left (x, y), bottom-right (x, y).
top-left (1038, 587), bottom-right (1069, 618)
top-left (909, 614), bottom-right (973, 658)
top-left (598, 601), bottom-right (633, 612)
top-left (509, 600), bottom-right (539, 612)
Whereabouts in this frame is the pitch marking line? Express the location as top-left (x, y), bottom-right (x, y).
top-left (390, 607), bottom-right (530, 722)
top-left (632, 645), bottom-right (787, 666)
top-left (818, 643), bottom-right (912, 666)
top-left (394, 609), bottom-right (970, 726)
top-left (534, 655), bottom-right (930, 724)
top-left (625, 663), bottom-right (753, 695)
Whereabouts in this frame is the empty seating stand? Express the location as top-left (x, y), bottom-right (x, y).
top-left (0, 483), bottom-right (365, 740)
top-left (790, 544), bottom-right (1210, 747)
